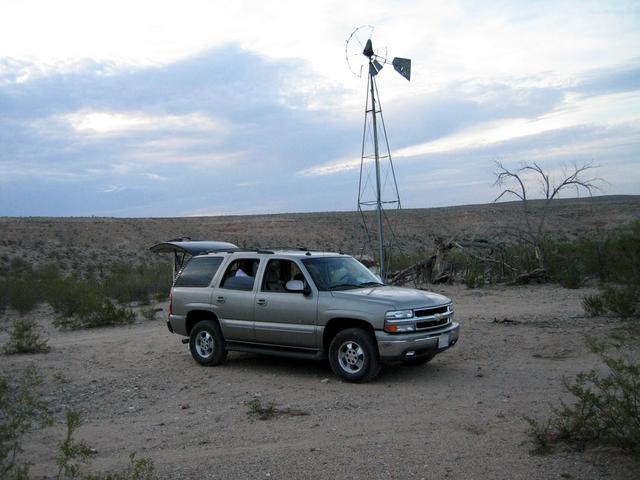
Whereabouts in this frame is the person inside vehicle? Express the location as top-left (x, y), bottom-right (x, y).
top-left (234, 260), bottom-right (258, 278)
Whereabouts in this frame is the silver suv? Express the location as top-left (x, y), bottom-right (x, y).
top-left (165, 246), bottom-right (459, 382)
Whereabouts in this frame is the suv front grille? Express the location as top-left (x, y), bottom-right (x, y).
top-left (413, 304), bottom-right (452, 331)
top-left (414, 305), bottom-right (449, 317)
top-left (416, 317), bottom-right (450, 329)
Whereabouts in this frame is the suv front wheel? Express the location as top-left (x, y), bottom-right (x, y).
top-left (189, 320), bottom-right (228, 366)
top-left (329, 328), bottom-right (381, 382)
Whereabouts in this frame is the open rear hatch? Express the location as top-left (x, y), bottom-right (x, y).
top-left (150, 238), bottom-right (238, 278)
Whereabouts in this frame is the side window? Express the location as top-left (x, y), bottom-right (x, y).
top-left (220, 258), bottom-right (260, 291)
top-left (174, 256), bottom-right (223, 287)
top-left (261, 260), bottom-right (307, 293)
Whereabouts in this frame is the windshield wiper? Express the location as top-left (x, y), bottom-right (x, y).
top-left (328, 283), bottom-right (360, 291)
top-left (329, 281), bottom-right (384, 290)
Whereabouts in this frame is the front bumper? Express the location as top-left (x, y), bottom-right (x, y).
top-left (375, 322), bottom-right (459, 361)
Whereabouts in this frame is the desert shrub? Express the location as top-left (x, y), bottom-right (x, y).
top-left (463, 271), bottom-right (485, 289)
top-left (54, 300), bottom-right (135, 330)
top-left (606, 221), bottom-right (640, 288)
top-left (543, 241), bottom-right (585, 288)
top-left (387, 254), bottom-right (424, 273)
top-left (140, 306), bottom-right (158, 322)
top-left (602, 286), bottom-right (638, 319)
top-left (5, 277), bottom-right (39, 315)
top-left (581, 287), bottom-right (638, 319)
top-left (246, 399), bottom-right (278, 420)
top-left (0, 366), bottom-right (52, 479)
top-left (566, 222), bottom-right (640, 288)
top-left (582, 294), bottom-right (605, 317)
top-left (502, 244), bottom-right (540, 277)
top-left (1, 367), bottom-right (153, 480)
top-left (36, 263), bottom-right (63, 288)
top-left (451, 243), bottom-right (542, 285)
top-left (474, 221), bottom-right (640, 287)
top-left (526, 337), bottom-right (640, 458)
top-left (57, 410), bottom-right (154, 480)
top-left (0, 279), bottom-right (7, 315)
top-left (153, 291), bottom-right (167, 302)
top-left (578, 238), bottom-right (609, 283)
top-left (44, 275), bottom-right (102, 319)
top-left (0, 260), bottom-right (170, 320)
top-left (57, 410), bottom-right (94, 479)
top-left (85, 453), bottom-right (154, 480)
top-left (7, 258), bottom-right (32, 276)
top-left (3, 318), bottom-right (50, 355)
top-left (445, 251), bottom-right (487, 288)
top-left (524, 417), bottom-right (554, 455)
top-left (102, 263), bottom-right (171, 304)
top-left (554, 262), bottom-right (583, 289)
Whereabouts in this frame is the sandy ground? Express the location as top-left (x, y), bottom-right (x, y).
top-left (1, 284), bottom-right (638, 479)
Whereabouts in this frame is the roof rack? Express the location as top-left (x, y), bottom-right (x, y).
top-left (198, 246), bottom-right (340, 256)
top-left (200, 248), bottom-right (276, 255)
top-left (257, 245), bottom-right (310, 252)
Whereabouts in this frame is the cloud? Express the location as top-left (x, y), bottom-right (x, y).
top-left (0, 44), bottom-right (362, 215)
top-left (0, 3), bottom-right (638, 216)
top-left (298, 156), bottom-right (362, 176)
top-left (393, 91), bottom-right (640, 159)
top-left (144, 173), bottom-right (166, 182)
top-left (103, 184), bottom-right (125, 193)
top-left (63, 111), bottom-right (223, 136)
top-left (573, 59), bottom-right (640, 97)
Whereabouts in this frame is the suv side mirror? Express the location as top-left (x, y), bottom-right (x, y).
top-left (285, 280), bottom-right (310, 295)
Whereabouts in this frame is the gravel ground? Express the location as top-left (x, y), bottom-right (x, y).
top-left (1, 284), bottom-right (637, 479)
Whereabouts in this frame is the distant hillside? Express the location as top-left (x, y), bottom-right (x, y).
top-left (1, 195), bottom-right (638, 268)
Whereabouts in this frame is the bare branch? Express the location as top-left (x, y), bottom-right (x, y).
top-left (549, 162), bottom-right (603, 200)
top-left (495, 189), bottom-right (525, 202)
top-left (492, 160), bottom-right (606, 271)
top-left (493, 161), bottom-right (528, 203)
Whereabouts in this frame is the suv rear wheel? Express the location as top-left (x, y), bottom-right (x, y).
top-left (329, 328), bottom-right (381, 382)
top-left (189, 320), bottom-right (228, 366)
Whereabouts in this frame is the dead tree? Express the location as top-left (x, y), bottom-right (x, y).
top-left (493, 161), bottom-right (604, 271)
top-left (387, 237), bottom-right (454, 286)
top-left (388, 237), bottom-right (502, 286)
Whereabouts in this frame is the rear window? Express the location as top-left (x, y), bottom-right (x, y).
top-left (174, 256), bottom-right (223, 287)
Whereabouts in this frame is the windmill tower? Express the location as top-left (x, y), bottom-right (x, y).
top-left (346, 26), bottom-right (411, 281)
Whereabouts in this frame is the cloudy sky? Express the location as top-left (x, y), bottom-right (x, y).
top-left (1, 0), bottom-right (638, 217)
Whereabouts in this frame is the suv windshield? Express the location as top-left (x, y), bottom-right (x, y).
top-left (302, 257), bottom-right (383, 291)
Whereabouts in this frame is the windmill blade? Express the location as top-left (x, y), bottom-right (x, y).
top-left (369, 59), bottom-right (384, 76)
top-left (363, 39), bottom-right (374, 58)
top-left (392, 57), bottom-right (411, 81)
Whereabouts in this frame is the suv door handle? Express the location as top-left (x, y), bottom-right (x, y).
top-left (256, 299), bottom-right (267, 306)
top-left (216, 296), bottom-right (225, 303)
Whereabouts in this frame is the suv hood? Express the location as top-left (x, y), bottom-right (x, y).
top-left (330, 285), bottom-right (451, 309)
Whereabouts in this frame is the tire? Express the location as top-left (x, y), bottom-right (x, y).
top-left (189, 320), bottom-right (228, 366)
top-left (402, 352), bottom-right (435, 366)
top-left (328, 328), bottom-right (381, 383)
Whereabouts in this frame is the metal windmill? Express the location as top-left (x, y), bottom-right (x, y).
top-left (346, 26), bottom-right (411, 281)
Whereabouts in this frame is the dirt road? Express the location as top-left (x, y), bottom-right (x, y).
top-left (2, 284), bottom-right (636, 479)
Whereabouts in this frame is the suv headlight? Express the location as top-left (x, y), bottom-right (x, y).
top-left (384, 309), bottom-right (414, 333)
top-left (385, 310), bottom-right (413, 320)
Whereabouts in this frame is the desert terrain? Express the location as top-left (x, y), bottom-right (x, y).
top-left (1, 285), bottom-right (638, 479)
top-left (1, 195), bottom-right (639, 267)
top-left (1, 195), bottom-right (639, 479)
